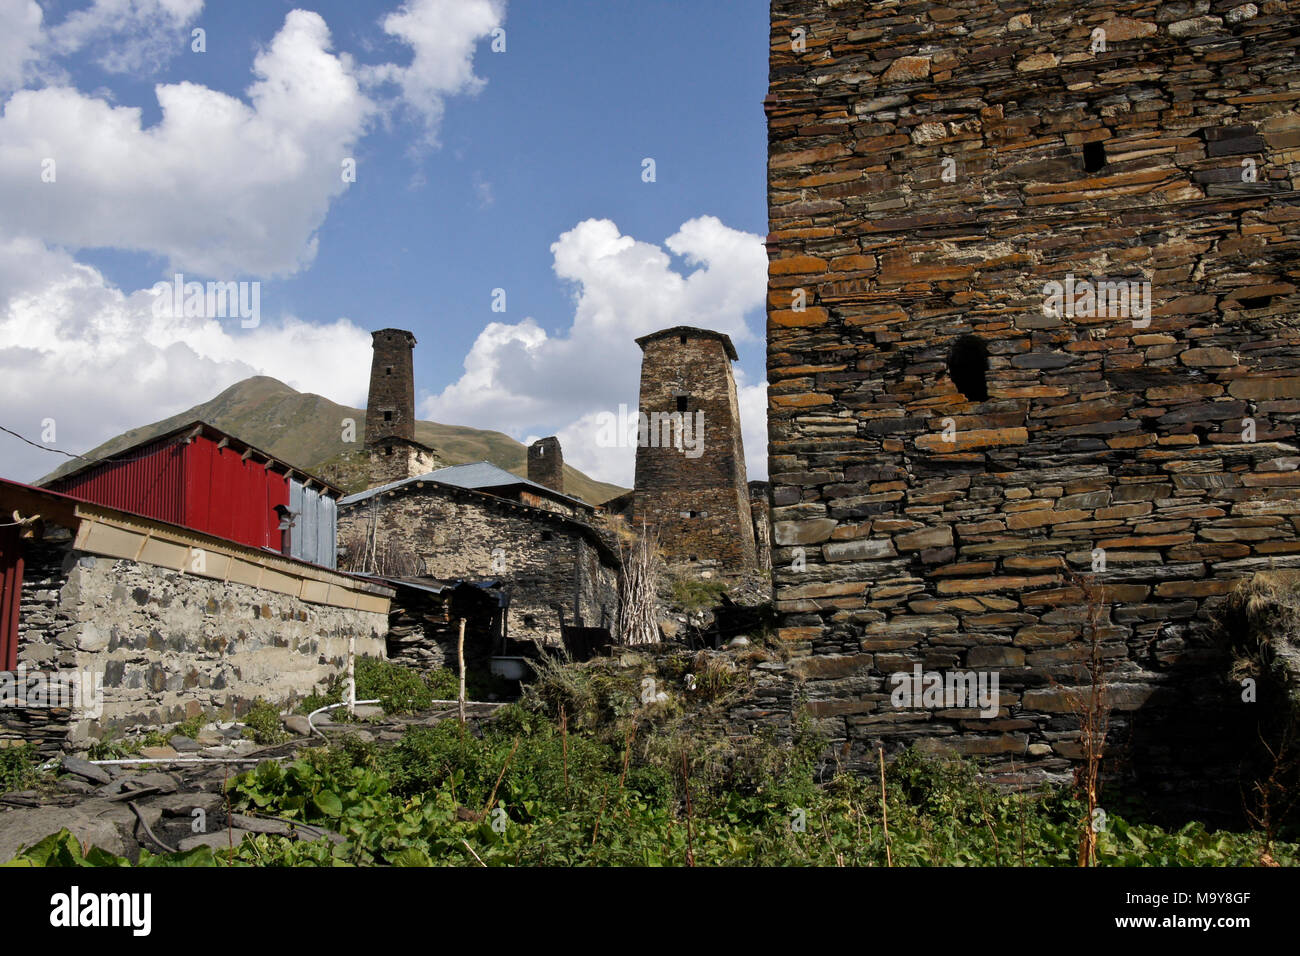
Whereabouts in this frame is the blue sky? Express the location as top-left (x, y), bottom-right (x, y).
top-left (0, 0), bottom-right (770, 486)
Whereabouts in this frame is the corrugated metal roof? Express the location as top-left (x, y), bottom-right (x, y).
top-left (339, 460), bottom-right (591, 510)
top-left (43, 420), bottom-right (344, 498)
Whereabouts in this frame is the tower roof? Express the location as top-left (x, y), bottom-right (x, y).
top-left (372, 328), bottom-right (417, 346)
top-left (635, 326), bottom-right (738, 361)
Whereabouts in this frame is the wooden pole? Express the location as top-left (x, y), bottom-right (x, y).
top-left (346, 633), bottom-right (356, 716)
top-left (879, 746), bottom-right (892, 867)
top-left (457, 617), bottom-right (467, 725)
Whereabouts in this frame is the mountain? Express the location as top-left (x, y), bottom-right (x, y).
top-left (37, 376), bottom-right (628, 504)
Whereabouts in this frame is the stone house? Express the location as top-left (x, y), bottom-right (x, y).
top-left (337, 471), bottom-right (620, 647)
top-left (0, 478), bottom-right (391, 753)
top-left (370, 576), bottom-right (508, 679)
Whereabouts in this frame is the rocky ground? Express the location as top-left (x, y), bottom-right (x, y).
top-left (0, 703), bottom-right (502, 863)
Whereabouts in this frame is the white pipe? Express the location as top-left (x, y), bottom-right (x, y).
top-left (87, 757), bottom-right (286, 765)
top-left (307, 699), bottom-right (381, 739)
top-left (346, 634), bottom-right (356, 717)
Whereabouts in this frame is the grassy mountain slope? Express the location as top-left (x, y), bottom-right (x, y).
top-left (38, 376), bottom-right (627, 503)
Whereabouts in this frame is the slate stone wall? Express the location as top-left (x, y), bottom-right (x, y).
top-left (365, 329), bottom-right (418, 447)
top-left (338, 487), bottom-right (620, 646)
top-left (528, 437), bottom-right (565, 494)
top-left (6, 540), bottom-right (387, 749)
top-left (766, 0), bottom-right (1300, 808)
top-left (633, 330), bottom-right (759, 571)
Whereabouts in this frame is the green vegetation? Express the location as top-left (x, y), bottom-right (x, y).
top-left (242, 699), bottom-right (289, 746)
top-left (668, 576), bottom-right (730, 614)
top-left (0, 743), bottom-right (39, 793)
top-left (5, 651), bottom-right (1293, 867)
top-left (6, 723), bottom-right (1291, 867)
top-left (174, 715), bottom-right (205, 741)
top-left (298, 659), bottom-right (471, 718)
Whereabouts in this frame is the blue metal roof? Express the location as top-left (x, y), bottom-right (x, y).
top-left (339, 460), bottom-right (590, 510)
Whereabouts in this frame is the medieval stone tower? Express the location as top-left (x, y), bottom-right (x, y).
top-left (633, 326), bottom-right (757, 571)
top-left (766, 0), bottom-right (1300, 811)
top-left (365, 328), bottom-right (438, 488)
top-left (527, 437), bottom-right (564, 494)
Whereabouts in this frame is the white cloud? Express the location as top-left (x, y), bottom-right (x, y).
top-left (363, 0), bottom-right (504, 147)
top-left (47, 0), bottom-right (204, 75)
top-left (0, 0), bottom-right (44, 93)
top-left (422, 216), bottom-right (768, 487)
top-left (0, 237), bottom-right (370, 482)
top-left (0, 10), bottom-right (370, 278)
top-left (736, 374), bottom-right (769, 484)
top-left (0, 0), bottom-right (204, 93)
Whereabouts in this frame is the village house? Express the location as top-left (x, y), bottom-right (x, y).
top-left (342, 328), bottom-right (623, 653)
top-left (1, 433), bottom-right (392, 753)
top-left (337, 466), bottom-right (619, 649)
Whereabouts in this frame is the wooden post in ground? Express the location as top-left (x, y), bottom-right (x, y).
top-left (457, 617), bottom-right (467, 725)
top-left (346, 633), bottom-right (356, 716)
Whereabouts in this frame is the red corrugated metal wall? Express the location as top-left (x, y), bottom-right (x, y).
top-left (48, 430), bottom-right (289, 552)
top-left (49, 437), bottom-right (185, 525)
top-left (0, 526), bottom-right (23, 671)
top-left (182, 434), bottom-right (287, 550)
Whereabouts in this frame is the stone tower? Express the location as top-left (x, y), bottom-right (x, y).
top-left (527, 437), bottom-right (564, 494)
top-left (765, 0), bottom-right (1300, 809)
top-left (365, 328), bottom-right (437, 488)
top-left (632, 326), bottom-right (756, 571)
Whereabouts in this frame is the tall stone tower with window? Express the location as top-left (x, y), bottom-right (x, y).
top-left (366, 328), bottom-right (437, 488)
top-left (528, 436), bottom-right (565, 493)
top-left (632, 326), bottom-right (757, 571)
top-left (766, 0), bottom-right (1300, 809)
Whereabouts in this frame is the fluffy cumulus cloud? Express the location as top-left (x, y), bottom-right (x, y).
top-left (423, 216), bottom-right (769, 487)
top-left (364, 0), bottom-right (505, 146)
top-left (0, 2), bottom-right (500, 478)
top-left (0, 237), bottom-right (371, 482)
top-left (0, 9), bottom-right (370, 278)
top-left (0, 0), bottom-right (44, 93)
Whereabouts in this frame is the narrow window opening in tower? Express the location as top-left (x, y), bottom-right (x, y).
top-left (676, 395), bottom-right (688, 412)
top-left (385, 446), bottom-right (393, 457)
top-left (383, 411), bottom-right (393, 422)
top-left (679, 334), bottom-right (688, 344)
top-left (1083, 140), bottom-right (1106, 173)
top-left (947, 334), bottom-right (989, 402)
top-left (385, 366), bottom-right (392, 375)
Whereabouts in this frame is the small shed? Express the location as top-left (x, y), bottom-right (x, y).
top-left (43, 421), bottom-right (343, 566)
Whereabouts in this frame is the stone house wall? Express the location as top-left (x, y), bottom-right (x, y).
top-left (765, 0), bottom-right (1300, 807)
top-left (750, 481), bottom-right (774, 572)
top-left (338, 487), bottom-right (619, 646)
top-left (4, 538), bottom-right (387, 750)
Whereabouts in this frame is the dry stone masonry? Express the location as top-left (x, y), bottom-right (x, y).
top-left (338, 481), bottom-right (619, 647)
top-left (766, 0), bottom-right (1300, 806)
top-left (633, 327), bottom-right (759, 572)
top-left (8, 539), bottom-right (387, 750)
top-left (366, 328), bottom-right (439, 488)
top-left (528, 437), bottom-right (565, 494)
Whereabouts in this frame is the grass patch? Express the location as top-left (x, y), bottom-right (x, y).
top-left (0, 743), bottom-right (39, 793)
